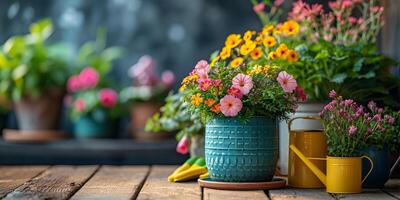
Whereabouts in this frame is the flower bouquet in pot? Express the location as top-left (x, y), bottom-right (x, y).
top-left (182, 27), bottom-right (305, 182)
top-left (120, 55), bottom-right (175, 141)
top-left (0, 19), bottom-right (70, 137)
top-left (67, 67), bottom-right (121, 139)
top-left (314, 91), bottom-right (396, 193)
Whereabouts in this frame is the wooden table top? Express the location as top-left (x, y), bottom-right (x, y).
top-left (0, 165), bottom-right (399, 200)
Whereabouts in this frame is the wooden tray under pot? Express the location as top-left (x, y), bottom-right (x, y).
top-left (3, 129), bottom-right (68, 143)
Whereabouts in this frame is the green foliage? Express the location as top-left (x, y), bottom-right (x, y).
top-left (119, 86), bottom-right (169, 104)
top-left (285, 41), bottom-right (399, 107)
top-left (0, 19), bottom-right (70, 101)
top-left (381, 109), bottom-right (400, 154)
top-left (145, 92), bottom-right (204, 140)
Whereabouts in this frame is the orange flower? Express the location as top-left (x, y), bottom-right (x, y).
top-left (287, 50), bottom-right (299, 62)
top-left (276, 44), bottom-right (289, 58)
top-left (283, 20), bottom-right (300, 35)
top-left (268, 51), bottom-right (278, 60)
top-left (225, 34), bottom-right (242, 48)
top-left (211, 104), bottom-right (221, 113)
top-left (205, 98), bottom-right (216, 107)
top-left (263, 36), bottom-right (276, 48)
top-left (220, 47), bottom-right (231, 60)
top-left (250, 48), bottom-right (263, 60)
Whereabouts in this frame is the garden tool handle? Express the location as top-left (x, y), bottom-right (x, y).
top-left (288, 116), bottom-right (321, 132)
top-left (361, 155), bottom-right (374, 184)
top-left (389, 155), bottom-right (400, 177)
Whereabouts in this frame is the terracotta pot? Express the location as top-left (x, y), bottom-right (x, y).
top-left (14, 88), bottom-right (64, 131)
top-left (130, 102), bottom-right (173, 141)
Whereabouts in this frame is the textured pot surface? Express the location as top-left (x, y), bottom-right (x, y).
top-left (279, 102), bottom-right (325, 175)
top-left (15, 88), bottom-right (64, 131)
top-left (362, 146), bottom-right (390, 188)
top-left (205, 117), bottom-right (278, 182)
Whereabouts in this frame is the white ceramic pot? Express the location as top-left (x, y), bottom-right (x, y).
top-left (278, 102), bottom-right (325, 175)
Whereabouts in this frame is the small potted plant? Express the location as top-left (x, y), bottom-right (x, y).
top-left (120, 55), bottom-right (175, 141)
top-left (319, 91), bottom-right (396, 193)
top-left (67, 67), bottom-right (121, 139)
top-left (182, 27), bottom-right (304, 182)
top-left (145, 92), bottom-right (205, 157)
top-left (0, 19), bottom-right (69, 133)
top-left (361, 107), bottom-right (400, 187)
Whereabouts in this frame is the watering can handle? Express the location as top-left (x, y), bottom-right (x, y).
top-left (288, 116), bottom-right (321, 132)
top-left (361, 155), bottom-right (374, 184)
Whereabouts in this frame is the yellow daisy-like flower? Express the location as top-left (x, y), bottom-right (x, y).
top-left (243, 30), bottom-right (255, 41)
top-left (283, 20), bottom-right (300, 36)
top-left (230, 57), bottom-right (244, 68)
top-left (268, 51), bottom-right (278, 60)
top-left (210, 56), bottom-right (220, 67)
top-left (225, 34), bottom-right (242, 48)
top-left (239, 41), bottom-right (256, 56)
top-left (287, 50), bottom-right (299, 62)
top-left (262, 25), bottom-right (274, 35)
top-left (276, 44), bottom-right (289, 58)
top-left (273, 25), bottom-right (283, 35)
top-left (191, 93), bottom-right (203, 106)
top-left (255, 35), bottom-right (263, 45)
top-left (179, 85), bottom-right (186, 92)
top-left (250, 48), bottom-right (263, 60)
top-left (219, 47), bottom-right (231, 60)
top-left (263, 36), bottom-right (276, 48)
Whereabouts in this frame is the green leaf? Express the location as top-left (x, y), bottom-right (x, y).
top-left (353, 58), bottom-right (365, 72)
top-left (29, 18), bottom-right (53, 41)
top-left (315, 50), bottom-right (329, 59)
top-left (12, 64), bottom-right (28, 80)
top-left (3, 36), bottom-right (26, 57)
top-left (331, 73), bottom-right (347, 83)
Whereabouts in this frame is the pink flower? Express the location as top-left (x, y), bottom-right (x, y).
top-left (357, 18), bottom-right (364, 24)
top-left (213, 79), bottom-right (222, 86)
top-left (274, 0), bottom-right (284, 7)
top-left (220, 95), bottom-right (243, 117)
top-left (344, 99), bottom-right (354, 106)
top-left (176, 135), bottom-right (189, 154)
top-left (253, 2), bottom-right (265, 13)
top-left (329, 90), bottom-right (337, 98)
top-left (348, 126), bottom-right (357, 136)
top-left (295, 86), bottom-right (307, 102)
top-left (74, 98), bottom-right (85, 112)
top-left (227, 86), bottom-right (243, 99)
top-left (198, 79), bottom-right (213, 91)
top-left (348, 17), bottom-right (357, 24)
top-left (161, 70), bottom-right (175, 88)
top-left (129, 55), bottom-right (158, 86)
top-left (329, 1), bottom-right (339, 10)
top-left (79, 67), bottom-right (99, 89)
top-left (232, 74), bottom-right (253, 95)
top-left (196, 68), bottom-right (209, 81)
top-left (98, 88), bottom-right (118, 108)
top-left (67, 75), bottom-right (81, 92)
top-left (195, 60), bottom-right (210, 72)
top-left (277, 71), bottom-right (297, 93)
top-left (342, 0), bottom-right (352, 8)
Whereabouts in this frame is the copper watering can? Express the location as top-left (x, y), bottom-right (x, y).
top-left (289, 117), bottom-right (375, 193)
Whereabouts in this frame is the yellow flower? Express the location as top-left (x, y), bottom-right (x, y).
top-left (273, 25), bottom-right (283, 35)
top-left (230, 57), bottom-right (244, 68)
top-left (243, 30), bottom-right (255, 41)
top-left (239, 41), bottom-right (256, 56)
top-left (283, 20), bottom-right (300, 35)
top-left (219, 47), bottom-right (231, 60)
top-left (276, 44), bottom-right (289, 58)
top-left (263, 36), bottom-right (276, 48)
top-left (250, 48), bottom-right (263, 60)
top-left (248, 65), bottom-right (263, 75)
top-left (287, 50), bottom-right (299, 62)
top-left (255, 35), bottom-right (263, 45)
top-left (262, 25), bottom-right (274, 35)
top-left (225, 34), bottom-right (242, 48)
top-left (191, 93), bottom-right (203, 106)
top-left (210, 56), bottom-right (220, 67)
top-left (179, 85), bottom-right (186, 92)
top-left (268, 51), bottom-right (278, 60)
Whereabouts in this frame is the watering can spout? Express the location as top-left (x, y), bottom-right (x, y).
top-left (289, 145), bottom-right (327, 186)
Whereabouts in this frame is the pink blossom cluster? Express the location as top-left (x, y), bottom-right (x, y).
top-left (129, 55), bottom-right (175, 88)
top-left (288, 0), bottom-right (384, 45)
top-left (277, 71), bottom-right (307, 102)
top-left (320, 90), bottom-right (395, 138)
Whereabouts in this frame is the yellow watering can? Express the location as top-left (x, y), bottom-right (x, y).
top-left (288, 116), bottom-right (326, 188)
top-left (289, 118), bottom-right (375, 193)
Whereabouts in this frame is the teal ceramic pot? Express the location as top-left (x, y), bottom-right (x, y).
top-left (362, 146), bottom-right (390, 188)
top-left (205, 117), bottom-right (278, 182)
top-left (74, 111), bottom-right (115, 139)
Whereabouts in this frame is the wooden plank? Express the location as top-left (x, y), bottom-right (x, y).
top-left (137, 165), bottom-right (201, 200)
top-left (269, 189), bottom-right (334, 200)
top-left (333, 189), bottom-right (396, 200)
top-left (0, 166), bottom-right (49, 198)
top-left (70, 166), bottom-right (150, 200)
top-left (204, 188), bottom-right (268, 200)
top-left (3, 165), bottom-right (99, 200)
top-left (384, 179), bottom-right (400, 199)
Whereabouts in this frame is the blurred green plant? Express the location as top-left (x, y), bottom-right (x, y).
top-left (0, 19), bottom-right (70, 101)
top-left (145, 92), bottom-right (204, 141)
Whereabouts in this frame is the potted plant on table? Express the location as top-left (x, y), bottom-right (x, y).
top-left (182, 27), bottom-right (304, 182)
top-left (145, 91), bottom-right (205, 157)
top-left (120, 55), bottom-right (175, 141)
top-left (0, 19), bottom-right (69, 137)
top-left (318, 91), bottom-right (396, 193)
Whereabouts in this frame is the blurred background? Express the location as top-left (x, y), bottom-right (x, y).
top-left (0, 0), bottom-right (399, 165)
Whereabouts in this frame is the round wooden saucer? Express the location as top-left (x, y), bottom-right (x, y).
top-left (3, 129), bottom-right (68, 143)
top-left (198, 178), bottom-right (286, 190)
